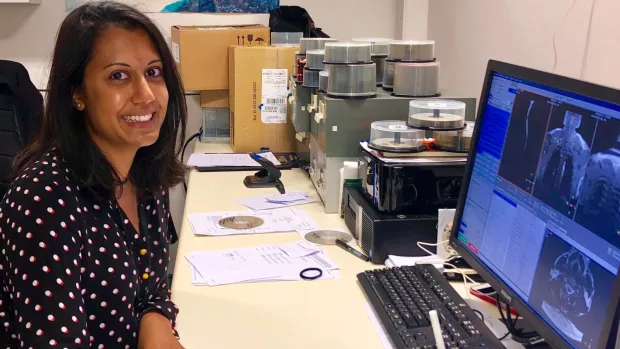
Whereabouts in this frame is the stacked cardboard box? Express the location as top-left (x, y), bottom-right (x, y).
top-left (171, 25), bottom-right (299, 152)
top-left (228, 46), bottom-right (298, 152)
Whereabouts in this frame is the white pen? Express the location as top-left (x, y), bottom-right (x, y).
top-left (429, 310), bottom-right (446, 349)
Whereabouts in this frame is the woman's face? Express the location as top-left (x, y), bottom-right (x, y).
top-left (74, 27), bottom-right (169, 154)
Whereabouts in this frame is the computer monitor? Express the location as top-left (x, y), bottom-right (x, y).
top-left (450, 60), bottom-right (620, 349)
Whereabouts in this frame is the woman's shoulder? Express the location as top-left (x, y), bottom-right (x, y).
top-left (3, 150), bottom-right (79, 209)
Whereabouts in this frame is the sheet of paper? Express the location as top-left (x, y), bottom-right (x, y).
top-left (385, 255), bottom-right (444, 272)
top-left (187, 152), bottom-right (280, 168)
top-left (362, 302), bottom-right (397, 349)
top-left (186, 242), bottom-right (339, 286)
top-left (237, 192), bottom-right (315, 210)
top-left (188, 207), bottom-right (319, 236)
top-left (277, 240), bottom-right (320, 258)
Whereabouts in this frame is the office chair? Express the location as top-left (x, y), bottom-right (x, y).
top-left (0, 60), bottom-right (43, 199)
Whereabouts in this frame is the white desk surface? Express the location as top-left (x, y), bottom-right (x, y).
top-left (171, 142), bottom-right (501, 349)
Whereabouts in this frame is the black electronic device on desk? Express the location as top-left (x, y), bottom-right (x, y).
top-left (358, 264), bottom-right (504, 348)
top-left (343, 186), bottom-right (438, 264)
top-left (359, 142), bottom-right (467, 214)
top-left (448, 61), bottom-right (620, 349)
top-left (243, 153), bottom-right (285, 194)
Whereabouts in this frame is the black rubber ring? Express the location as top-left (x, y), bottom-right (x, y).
top-left (300, 267), bottom-right (323, 280)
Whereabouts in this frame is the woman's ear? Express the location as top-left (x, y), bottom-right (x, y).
top-left (72, 88), bottom-right (86, 111)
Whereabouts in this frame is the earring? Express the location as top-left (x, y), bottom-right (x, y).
top-left (75, 102), bottom-right (84, 110)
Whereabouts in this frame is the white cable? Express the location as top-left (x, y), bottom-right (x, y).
top-left (415, 240), bottom-right (479, 300)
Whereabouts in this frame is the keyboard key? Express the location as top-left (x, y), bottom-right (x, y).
top-left (371, 283), bottom-right (393, 306)
top-left (394, 319), bottom-right (406, 330)
top-left (405, 338), bottom-right (417, 348)
top-left (402, 313), bottom-right (418, 328)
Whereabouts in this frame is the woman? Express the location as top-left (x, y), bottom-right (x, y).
top-left (0, 2), bottom-right (186, 348)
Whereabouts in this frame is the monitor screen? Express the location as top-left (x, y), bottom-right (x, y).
top-left (456, 71), bottom-right (620, 349)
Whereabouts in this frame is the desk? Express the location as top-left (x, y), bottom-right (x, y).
top-left (171, 142), bottom-right (503, 349)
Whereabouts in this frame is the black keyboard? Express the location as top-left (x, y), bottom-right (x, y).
top-left (358, 265), bottom-right (504, 349)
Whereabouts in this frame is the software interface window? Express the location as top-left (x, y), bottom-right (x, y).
top-left (458, 73), bottom-right (620, 349)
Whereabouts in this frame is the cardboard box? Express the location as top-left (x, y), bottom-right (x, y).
top-left (200, 90), bottom-right (229, 108)
top-left (229, 46), bottom-right (299, 153)
top-left (171, 25), bottom-right (270, 91)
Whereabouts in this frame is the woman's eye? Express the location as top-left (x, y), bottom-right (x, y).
top-left (146, 67), bottom-right (163, 78)
top-left (110, 71), bottom-right (129, 80)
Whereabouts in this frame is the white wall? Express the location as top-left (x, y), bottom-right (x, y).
top-left (0, 0), bottom-right (404, 89)
top-left (427, 0), bottom-right (599, 99)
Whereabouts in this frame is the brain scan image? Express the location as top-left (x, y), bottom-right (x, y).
top-left (542, 248), bottom-right (594, 342)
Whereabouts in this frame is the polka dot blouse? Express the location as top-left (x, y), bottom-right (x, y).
top-left (0, 150), bottom-right (179, 348)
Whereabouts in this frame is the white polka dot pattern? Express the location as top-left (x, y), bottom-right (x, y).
top-left (0, 152), bottom-right (179, 347)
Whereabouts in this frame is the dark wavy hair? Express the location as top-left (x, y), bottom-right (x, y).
top-left (12, 1), bottom-right (187, 195)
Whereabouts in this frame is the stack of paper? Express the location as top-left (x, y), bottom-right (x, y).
top-left (237, 192), bottom-right (315, 210)
top-left (188, 207), bottom-right (319, 236)
top-left (385, 255), bottom-right (444, 270)
top-left (186, 241), bottom-right (340, 286)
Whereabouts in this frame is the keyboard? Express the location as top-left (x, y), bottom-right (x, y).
top-left (358, 265), bottom-right (504, 348)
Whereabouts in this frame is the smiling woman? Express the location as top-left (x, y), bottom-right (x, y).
top-left (1, 1), bottom-right (187, 348)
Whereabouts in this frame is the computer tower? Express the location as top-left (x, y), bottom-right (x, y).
top-left (343, 187), bottom-right (437, 264)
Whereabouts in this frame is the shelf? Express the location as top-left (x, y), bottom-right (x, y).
top-left (0, 0), bottom-right (41, 3)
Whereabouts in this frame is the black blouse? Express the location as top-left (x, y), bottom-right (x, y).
top-left (0, 150), bottom-right (179, 348)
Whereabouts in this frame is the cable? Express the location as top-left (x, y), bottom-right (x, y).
top-left (472, 309), bottom-right (484, 321)
top-left (579, 0), bottom-right (598, 79)
top-left (415, 241), bottom-right (479, 301)
top-left (496, 293), bottom-right (540, 341)
top-left (182, 127), bottom-right (203, 192)
top-left (552, 0), bottom-right (579, 73)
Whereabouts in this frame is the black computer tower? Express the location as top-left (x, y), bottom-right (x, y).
top-left (343, 187), bottom-right (437, 264)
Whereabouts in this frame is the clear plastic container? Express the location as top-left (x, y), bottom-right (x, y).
top-left (324, 42), bottom-right (372, 64)
top-left (352, 38), bottom-right (391, 56)
top-left (369, 120), bottom-right (426, 153)
top-left (327, 63), bottom-right (376, 98)
top-left (271, 32), bottom-right (303, 46)
top-left (300, 38), bottom-right (338, 54)
top-left (433, 121), bottom-right (474, 152)
top-left (319, 71), bottom-right (329, 92)
top-left (388, 40), bottom-right (435, 61)
top-left (306, 49), bottom-right (326, 70)
top-left (408, 99), bottom-right (466, 130)
top-left (302, 68), bottom-right (320, 88)
top-left (393, 62), bottom-right (440, 97)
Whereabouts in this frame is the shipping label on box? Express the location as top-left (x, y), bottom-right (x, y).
top-left (261, 69), bottom-right (288, 124)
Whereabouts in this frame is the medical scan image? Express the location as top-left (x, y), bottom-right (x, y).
top-left (532, 106), bottom-right (596, 218)
top-left (574, 118), bottom-right (620, 249)
top-left (498, 91), bottom-right (552, 193)
top-left (529, 232), bottom-right (615, 349)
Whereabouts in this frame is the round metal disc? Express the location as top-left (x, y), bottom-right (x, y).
top-left (304, 230), bottom-right (353, 245)
top-left (218, 216), bottom-right (265, 230)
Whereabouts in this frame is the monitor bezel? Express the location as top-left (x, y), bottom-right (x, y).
top-left (449, 59), bottom-right (620, 349)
